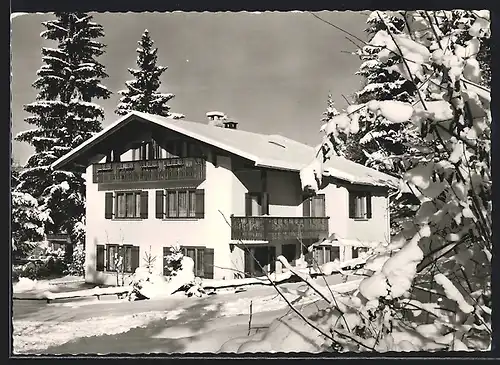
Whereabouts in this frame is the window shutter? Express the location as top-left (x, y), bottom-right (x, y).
top-left (203, 248), bottom-right (214, 279)
top-left (105, 192), bottom-right (114, 219)
top-left (96, 245), bottom-right (105, 271)
top-left (302, 197), bottom-right (311, 217)
top-left (366, 193), bottom-right (372, 219)
top-left (140, 191), bottom-right (148, 219)
top-left (195, 189), bottom-right (205, 218)
top-left (163, 247), bottom-right (169, 276)
top-left (131, 246), bottom-right (140, 272)
top-left (245, 193), bottom-right (252, 216)
top-left (155, 190), bottom-right (164, 219)
top-left (261, 192), bottom-right (269, 215)
top-left (348, 192), bottom-right (355, 219)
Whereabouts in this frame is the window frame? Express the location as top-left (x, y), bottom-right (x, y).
top-left (103, 244), bottom-right (138, 273)
top-left (181, 246), bottom-right (205, 278)
top-left (349, 191), bottom-right (372, 220)
top-left (303, 194), bottom-right (326, 217)
top-left (162, 189), bottom-right (201, 219)
top-left (311, 245), bottom-right (340, 266)
top-left (114, 191), bottom-right (142, 219)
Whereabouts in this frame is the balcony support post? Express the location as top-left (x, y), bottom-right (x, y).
top-left (261, 169), bottom-right (269, 215)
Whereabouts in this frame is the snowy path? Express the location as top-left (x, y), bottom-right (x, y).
top-left (13, 274), bottom-right (359, 354)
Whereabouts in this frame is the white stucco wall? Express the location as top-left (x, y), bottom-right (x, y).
top-left (85, 154), bottom-right (238, 284)
top-left (346, 191), bottom-right (390, 245)
top-left (233, 169), bottom-right (302, 217)
top-left (84, 152), bottom-right (391, 284)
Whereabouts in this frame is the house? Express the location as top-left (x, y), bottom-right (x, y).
top-left (51, 111), bottom-right (399, 285)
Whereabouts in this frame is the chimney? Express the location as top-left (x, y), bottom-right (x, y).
top-left (222, 121), bottom-right (238, 130)
top-left (206, 111), bottom-right (238, 129)
top-left (206, 111), bottom-right (226, 127)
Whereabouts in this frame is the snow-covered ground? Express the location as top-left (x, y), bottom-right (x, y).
top-left (13, 274), bottom-right (361, 354)
top-left (13, 276), bottom-right (87, 294)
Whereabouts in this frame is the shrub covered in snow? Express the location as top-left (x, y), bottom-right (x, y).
top-left (127, 256), bottom-right (199, 300)
top-left (298, 10), bottom-right (491, 352)
top-left (11, 191), bottom-right (49, 259)
top-left (65, 242), bottom-right (85, 277)
top-left (19, 243), bottom-right (67, 280)
top-left (163, 243), bottom-right (184, 278)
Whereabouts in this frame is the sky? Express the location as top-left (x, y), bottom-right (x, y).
top-left (10, 11), bottom-right (370, 165)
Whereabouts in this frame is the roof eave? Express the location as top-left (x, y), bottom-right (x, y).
top-left (51, 112), bottom-right (139, 170)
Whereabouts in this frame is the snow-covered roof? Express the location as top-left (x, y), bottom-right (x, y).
top-left (206, 111), bottom-right (226, 117)
top-left (51, 111), bottom-right (399, 189)
top-left (323, 157), bottom-right (399, 189)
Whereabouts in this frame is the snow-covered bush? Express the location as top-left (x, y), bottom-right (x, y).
top-left (163, 243), bottom-right (184, 278)
top-left (127, 255), bottom-right (199, 301)
top-left (20, 242), bottom-right (67, 279)
top-left (185, 277), bottom-right (207, 298)
top-left (65, 242), bottom-right (85, 276)
top-left (11, 191), bottom-right (49, 259)
top-left (296, 10), bottom-right (491, 352)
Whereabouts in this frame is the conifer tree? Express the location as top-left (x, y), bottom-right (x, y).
top-left (115, 29), bottom-right (185, 119)
top-left (321, 93), bottom-right (340, 124)
top-left (15, 12), bottom-right (111, 249)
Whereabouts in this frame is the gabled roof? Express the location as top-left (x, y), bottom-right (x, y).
top-left (51, 111), bottom-right (400, 189)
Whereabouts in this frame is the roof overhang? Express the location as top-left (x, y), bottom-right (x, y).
top-left (51, 111), bottom-right (267, 172)
top-left (50, 111), bottom-right (401, 190)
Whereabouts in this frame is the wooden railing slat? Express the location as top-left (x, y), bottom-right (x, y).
top-left (230, 216), bottom-right (329, 241)
top-left (93, 157), bottom-right (206, 183)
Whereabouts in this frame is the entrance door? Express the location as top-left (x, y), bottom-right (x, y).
top-left (244, 246), bottom-right (276, 277)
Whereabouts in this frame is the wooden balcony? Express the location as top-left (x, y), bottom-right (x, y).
top-left (231, 216), bottom-right (329, 241)
top-left (92, 157), bottom-right (206, 184)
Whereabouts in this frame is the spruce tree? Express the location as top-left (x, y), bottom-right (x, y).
top-left (346, 11), bottom-right (421, 176)
top-left (15, 12), bottom-right (111, 250)
top-left (116, 29), bottom-right (185, 119)
top-left (331, 12), bottom-right (427, 235)
top-left (321, 93), bottom-right (340, 124)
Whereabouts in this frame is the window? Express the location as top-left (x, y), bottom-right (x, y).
top-left (156, 189), bottom-right (205, 219)
top-left (163, 246), bottom-right (214, 278)
top-left (312, 246), bottom-right (340, 266)
top-left (117, 192), bottom-right (141, 218)
top-left (349, 191), bottom-right (372, 219)
top-left (106, 244), bottom-right (119, 271)
top-left (105, 191), bottom-right (148, 219)
top-left (245, 192), bottom-right (269, 216)
top-left (303, 194), bottom-right (326, 217)
top-left (96, 244), bottom-right (139, 273)
top-left (352, 247), bottom-right (368, 259)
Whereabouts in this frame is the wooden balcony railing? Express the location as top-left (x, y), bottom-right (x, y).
top-left (92, 157), bottom-right (206, 184)
top-left (231, 216), bottom-right (329, 241)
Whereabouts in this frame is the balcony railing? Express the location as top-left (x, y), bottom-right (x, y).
top-left (231, 216), bottom-right (329, 241)
top-left (92, 157), bottom-right (206, 184)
